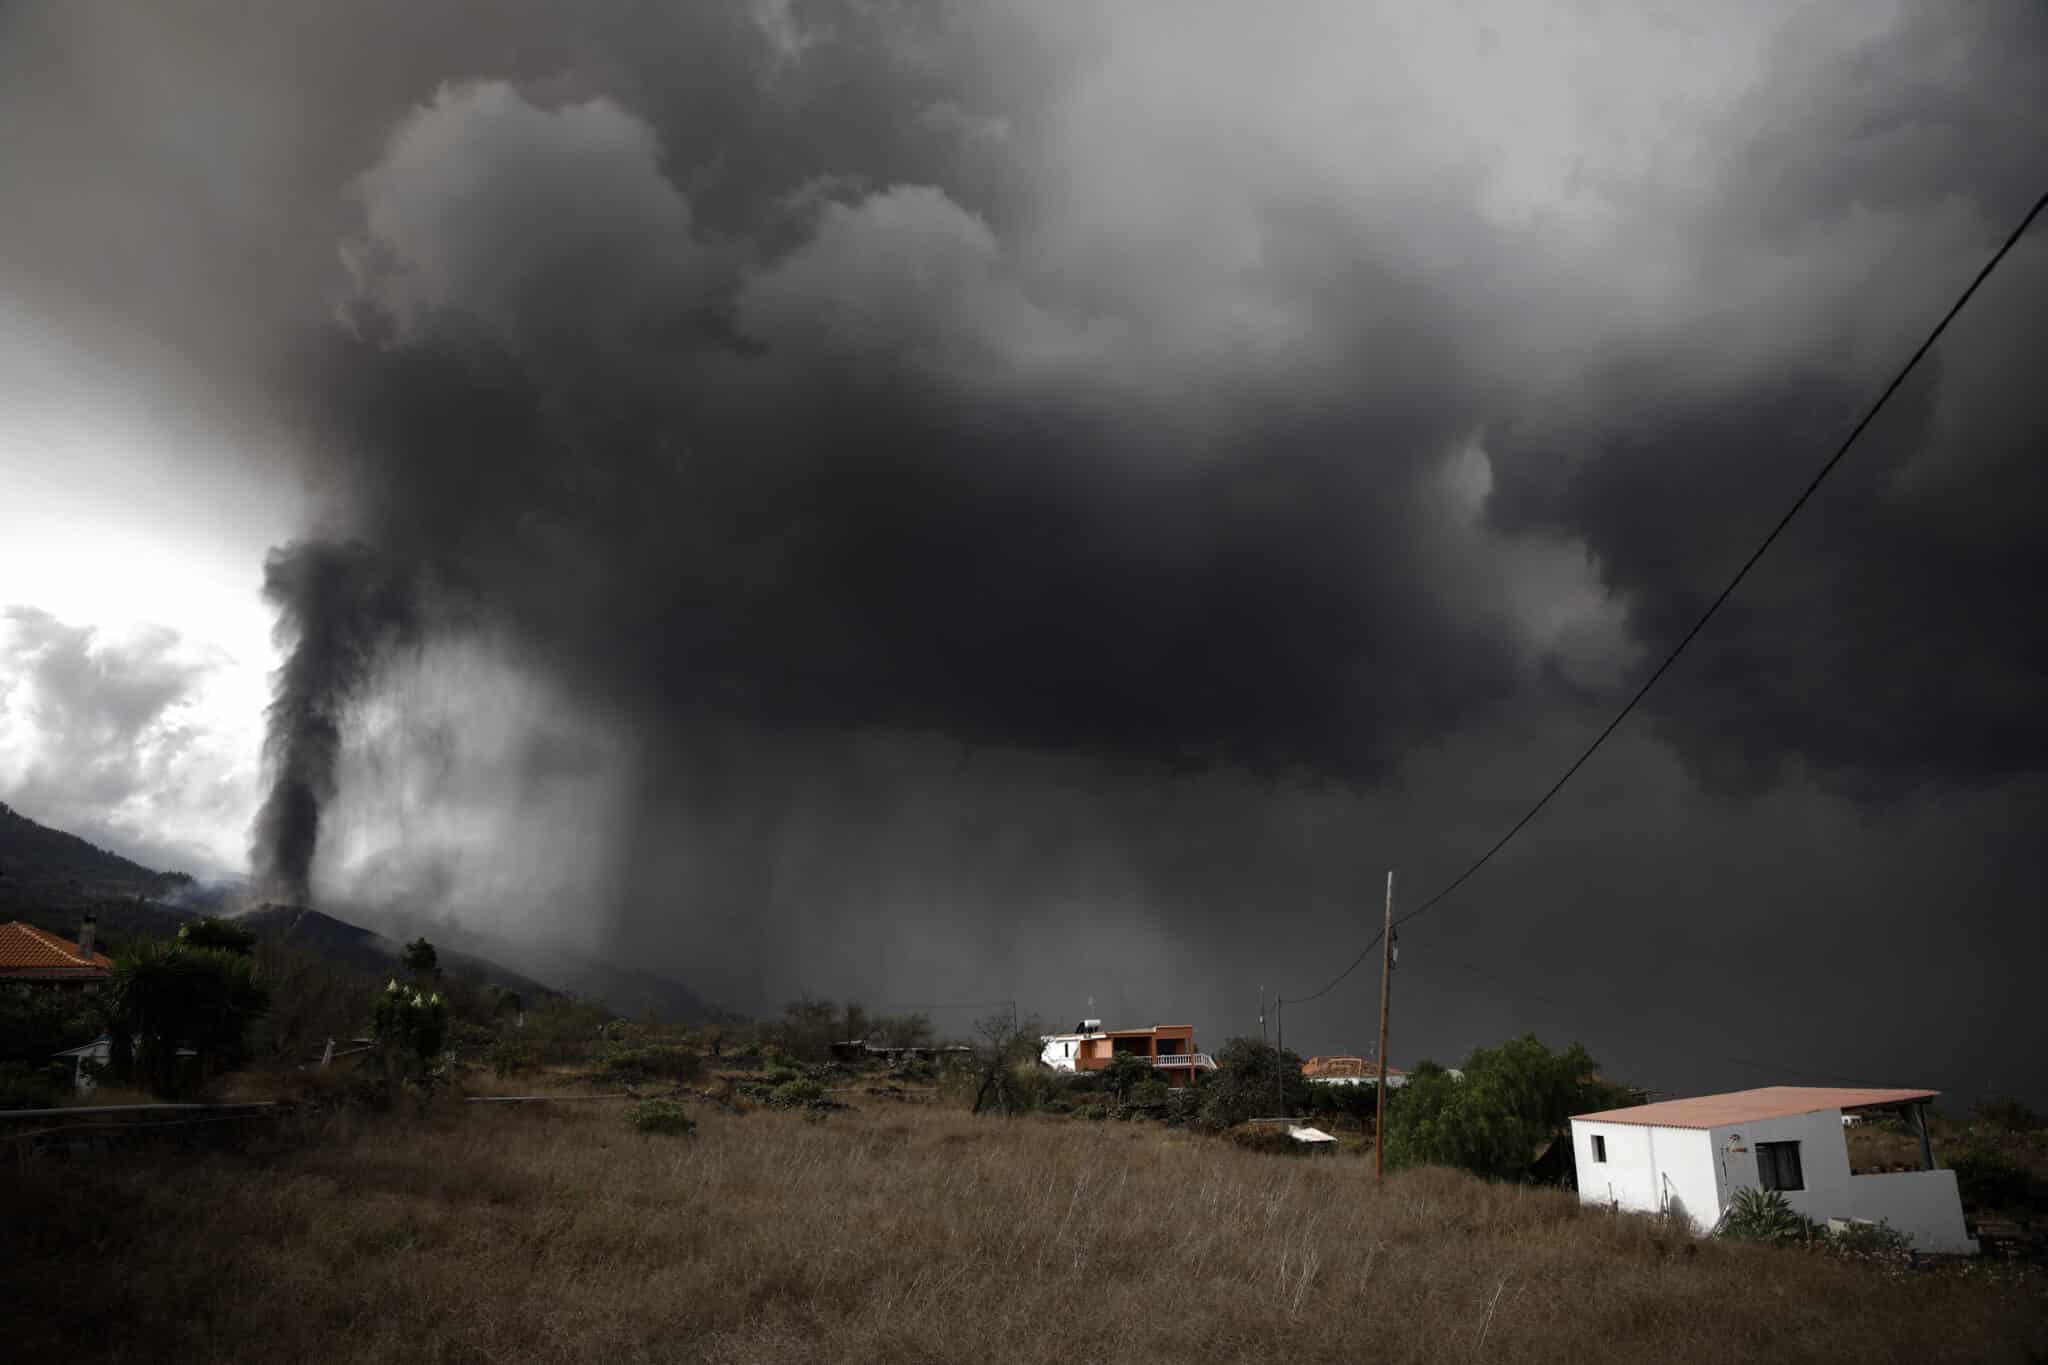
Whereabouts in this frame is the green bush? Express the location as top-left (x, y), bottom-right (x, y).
top-left (1128, 1078), bottom-right (1171, 1110)
top-left (627, 1098), bottom-right (697, 1136)
top-left (1718, 1187), bottom-right (1816, 1243)
top-left (1944, 1147), bottom-right (2030, 1210)
top-left (371, 980), bottom-right (449, 1105)
top-left (771, 1077), bottom-right (826, 1108)
top-left (1820, 1218), bottom-right (1912, 1266)
top-left (0, 991), bottom-right (96, 1067)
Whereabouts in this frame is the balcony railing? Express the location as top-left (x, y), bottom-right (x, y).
top-left (1150, 1053), bottom-right (1216, 1070)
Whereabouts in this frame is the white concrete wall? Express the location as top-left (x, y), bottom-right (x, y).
top-left (1706, 1111), bottom-right (1975, 1253)
top-left (1038, 1034), bottom-right (1092, 1072)
top-left (1575, 1108), bottom-right (1976, 1254)
top-left (1572, 1121), bottom-right (1718, 1232)
top-left (1835, 1170), bottom-right (1977, 1254)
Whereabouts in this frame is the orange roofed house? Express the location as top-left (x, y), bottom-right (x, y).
top-left (1302, 1056), bottom-right (1409, 1088)
top-left (1, 916), bottom-right (114, 993)
top-left (1038, 1019), bottom-right (1218, 1088)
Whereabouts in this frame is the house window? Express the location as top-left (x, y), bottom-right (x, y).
top-left (1591, 1135), bottom-right (1607, 1163)
top-left (1757, 1141), bottom-right (1804, 1191)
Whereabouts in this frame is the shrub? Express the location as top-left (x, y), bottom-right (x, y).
top-left (1718, 1187), bottom-right (1816, 1243)
top-left (603, 1045), bottom-right (703, 1083)
top-left (1944, 1146), bottom-right (2029, 1210)
top-left (1227, 1124), bottom-right (1311, 1156)
top-left (0, 1061), bottom-right (65, 1110)
top-left (771, 1077), bottom-right (826, 1108)
top-left (0, 991), bottom-right (96, 1067)
top-left (1101, 1053), bottom-right (1153, 1101)
top-left (1970, 1097), bottom-right (2041, 1133)
top-left (627, 1098), bottom-right (697, 1136)
top-left (1820, 1218), bottom-right (1912, 1267)
top-left (176, 917), bottom-right (257, 955)
top-left (489, 1041), bottom-right (536, 1078)
top-left (1128, 1078), bottom-right (1171, 1110)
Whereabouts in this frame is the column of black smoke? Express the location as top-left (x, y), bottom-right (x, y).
top-left (250, 540), bottom-right (419, 904)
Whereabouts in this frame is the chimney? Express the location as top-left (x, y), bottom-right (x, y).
top-left (77, 914), bottom-right (97, 961)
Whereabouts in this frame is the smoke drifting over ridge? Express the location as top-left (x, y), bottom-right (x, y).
top-left (6, 1), bottom-right (2047, 1095)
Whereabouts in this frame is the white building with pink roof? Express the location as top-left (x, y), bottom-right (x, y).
top-left (1570, 1086), bottom-right (1977, 1254)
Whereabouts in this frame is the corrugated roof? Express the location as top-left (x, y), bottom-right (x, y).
top-left (1574, 1086), bottom-right (1937, 1129)
top-left (0, 921), bottom-right (115, 978)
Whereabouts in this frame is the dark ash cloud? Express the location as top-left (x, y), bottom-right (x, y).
top-left (3, 1), bottom-right (2045, 1102)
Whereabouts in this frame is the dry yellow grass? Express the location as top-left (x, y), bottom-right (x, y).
top-left (3, 1093), bottom-right (2043, 1364)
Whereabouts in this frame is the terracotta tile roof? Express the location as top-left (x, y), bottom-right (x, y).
top-left (1574, 1086), bottom-right (1938, 1129)
top-left (0, 921), bottom-right (115, 979)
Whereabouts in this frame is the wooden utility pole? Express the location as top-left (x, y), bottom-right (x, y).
top-left (1274, 996), bottom-right (1287, 1117)
top-left (1375, 869), bottom-right (1394, 1179)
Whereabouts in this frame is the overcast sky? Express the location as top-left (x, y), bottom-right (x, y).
top-left (2, 1), bottom-right (2043, 1105)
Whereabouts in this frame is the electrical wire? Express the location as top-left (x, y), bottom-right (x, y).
top-left (1278, 187), bottom-right (2046, 1013)
top-left (1392, 187), bottom-right (2047, 936)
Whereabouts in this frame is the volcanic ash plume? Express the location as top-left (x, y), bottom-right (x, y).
top-left (250, 540), bottom-right (419, 903)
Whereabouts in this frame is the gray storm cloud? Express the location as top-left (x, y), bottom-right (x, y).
top-left (2, 1), bottom-right (2043, 1097)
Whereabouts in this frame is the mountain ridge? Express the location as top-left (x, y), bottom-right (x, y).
top-left (0, 799), bottom-right (724, 1023)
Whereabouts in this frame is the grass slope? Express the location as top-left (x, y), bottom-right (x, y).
top-left (3, 1095), bottom-right (2042, 1364)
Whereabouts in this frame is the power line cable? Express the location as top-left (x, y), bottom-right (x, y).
top-left (1277, 185), bottom-right (2047, 1008)
top-left (1391, 188), bottom-right (2047, 936)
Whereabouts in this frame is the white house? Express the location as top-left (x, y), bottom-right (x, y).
top-left (1571, 1086), bottom-right (1977, 1254)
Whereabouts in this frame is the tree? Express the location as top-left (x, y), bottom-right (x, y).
top-left (1971, 1096), bottom-right (2041, 1133)
top-left (778, 995), bottom-right (841, 1061)
top-left (177, 916), bottom-right (257, 955)
top-left (0, 988), bottom-right (96, 1066)
top-left (839, 1000), bottom-right (870, 1045)
top-left (1383, 1034), bottom-right (1631, 1181)
top-left (101, 942), bottom-right (271, 1097)
top-left (1101, 1051), bottom-right (1153, 1102)
top-left (402, 937), bottom-right (440, 981)
top-left (968, 1010), bottom-right (1044, 1115)
top-left (1197, 1037), bottom-right (1308, 1129)
top-left (372, 979), bottom-right (449, 1106)
top-left (250, 943), bottom-right (367, 1064)
top-left (872, 1012), bottom-right (935, 1049)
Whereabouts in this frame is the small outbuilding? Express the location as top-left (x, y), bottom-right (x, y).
top-left (1571, 1086), bottom-right (1976, 1254)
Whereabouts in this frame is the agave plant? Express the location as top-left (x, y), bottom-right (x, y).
top-left (1719, 1186), bottom-right (1816, 1243)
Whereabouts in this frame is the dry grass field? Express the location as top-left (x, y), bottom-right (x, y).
top-left (4, 1089), bottom-right (2045, 1365)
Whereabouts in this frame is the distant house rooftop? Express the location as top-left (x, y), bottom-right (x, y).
top-left (1302, 1056), bottom-right (1407, 1080)
top-left (0, 920), bottom-right (114, 985)
top-left (1575, 1086), bottom-right (1937, 1129)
